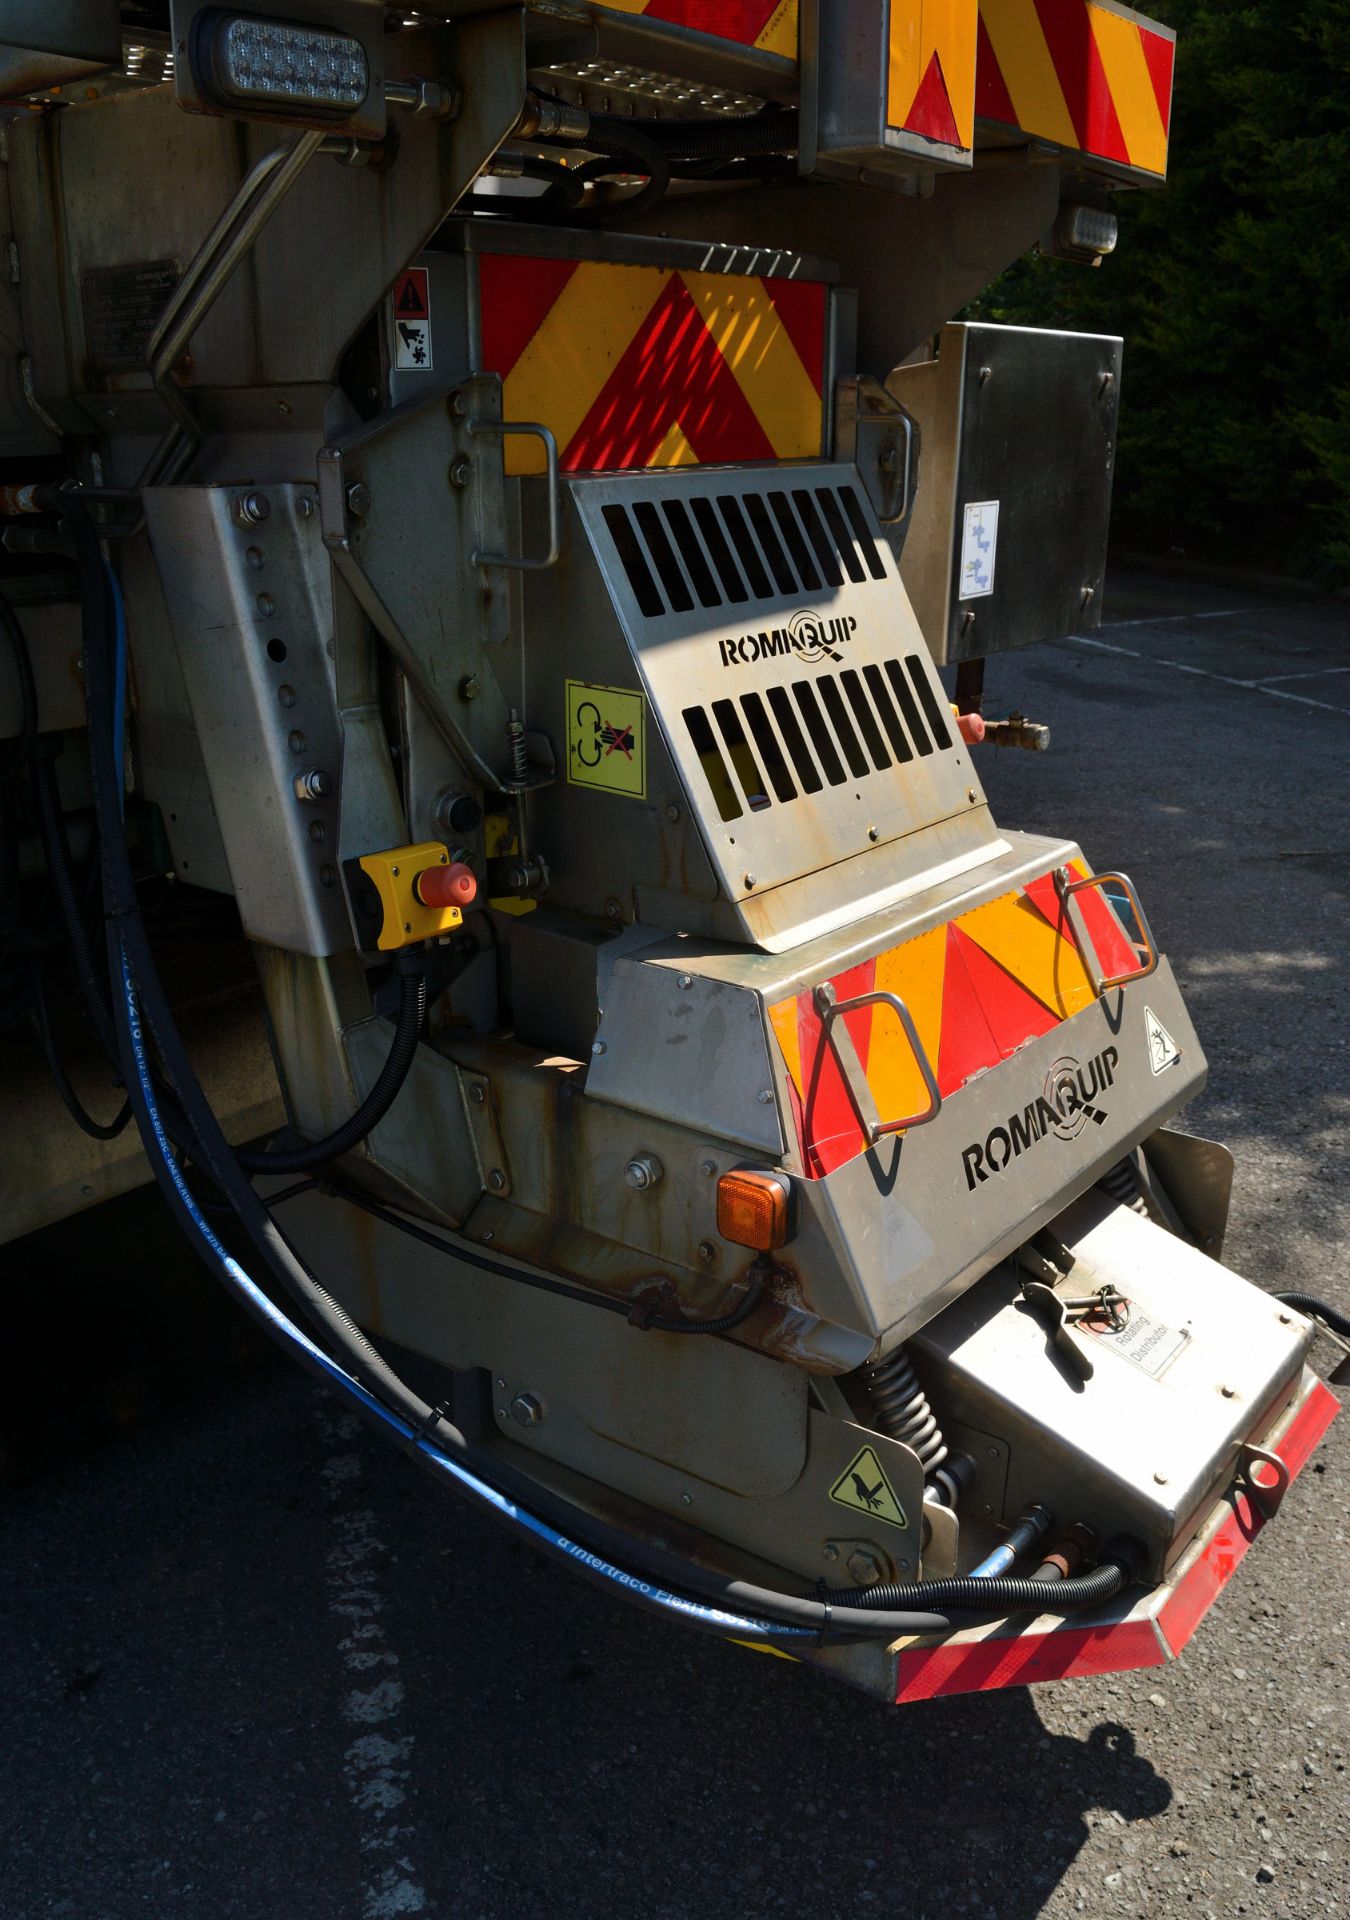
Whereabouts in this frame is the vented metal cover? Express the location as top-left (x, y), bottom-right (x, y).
top-left (573, 463), bottom-right (995, 905)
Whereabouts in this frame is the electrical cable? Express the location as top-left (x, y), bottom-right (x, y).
top-left (1272, 1291), bottom-right (1350, 1342)
top-left (27, 954), bottom-right (131, 1140)
top-left (0, 590), bottom-right (38, 782)
top-left (234, 959), bottom-right (429, 1175)
top-left (824, 1541), bottom-right (1142, 1615)
top-left (48, 481), bottom-right (1144, 1647)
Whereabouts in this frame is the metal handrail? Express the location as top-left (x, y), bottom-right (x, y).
top-left (1054, 867), bottom-right (1159, 996)
top-left (469, 419), bottom-right (561, 570)
top-left (812, 984), bottom-right (942, 1142)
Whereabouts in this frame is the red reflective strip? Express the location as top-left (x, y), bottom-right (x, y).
top-left (1157, 1379), bottom-right (1340, 1657)
top-left (796, 958), bottom-right (875, 1178)
top-left (477, 255), bottom-right (579, 381)
top-left (563, 274), bottom-right (777, 471)
top-left (760, 276), bottom-right (826, 394)
top-left (642, 0), bottom-right (780, 42)
top-left (1139, 25), bottom-right (1175, 133)
top-left (947, 923), bottom-right (1060, 1058)
top-left (904, 50), bottom-right (962, 144)
top-left (974, 9), bottom-right (1018, 124)
top-left (895, 1615), bottom-right (1168, 1703)
top-left (1080, 15), bottom-right (1131, 164)
top-left (936, 924), bottom-right (1003, 1095)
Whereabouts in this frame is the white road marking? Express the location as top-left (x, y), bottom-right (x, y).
top-left (320, 1413), bottom-right (427, 1919)
top-left (1098, 608), bottom-right (1258, 626)
top-left (1068, 634), bottom-right (1350, 718)
top-left (1250, 665), bottom-right (1350, 684)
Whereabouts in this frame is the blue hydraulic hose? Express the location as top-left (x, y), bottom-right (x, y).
top-left (969, 1504), bottom-right (1053, 1579)
top-left (112, 941), bottom-right (814, 1646)
top-left (104, 559), bottom-right (127, 816)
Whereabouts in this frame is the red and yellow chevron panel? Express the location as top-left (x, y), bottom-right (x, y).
top-left (477, 254), bottom-right (827, 476)
top-left (594, 0), bottom-right (798, 58)
top-left (888, 0), bottom-right (977, 152)
top-left (976, 0), bottom-right (1174, 177)
top-left (769, 865), bottom-right (1139, 1177)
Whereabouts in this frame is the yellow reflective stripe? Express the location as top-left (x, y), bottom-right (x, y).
top-left (649, 418), bottom-right (698, 467)
top-left (978, 0), bottom-right (1078, 150)
top-left (500, 262), bottom-right (673, 475)
top-left (769, 996), bottom-right (804, 1095)
top-left (870, 925), bottom-right (947, 1126)
top-left (678, 270), bottom-right (822, 460)
top-left (755, 0), bottom-right (799, 57)
top-left (1088, 2), bottom-right (1168, 175)
top-left (955, 890), bottom-right (1095, 1021)
top-left (888, 0), bottom-right (976, 143)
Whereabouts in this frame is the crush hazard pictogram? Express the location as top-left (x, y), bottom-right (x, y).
top-left (828, 1445), bottom-right (908, 1531)
top-left (391, 268), bottom-right (432, 370)
top-left (565, 680), bottom-right (646, 799)
top-left (1145, 1006), bottom-right (1180, 1075)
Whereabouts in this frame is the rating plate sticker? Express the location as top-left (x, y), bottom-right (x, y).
top-left (565, 680), bottom-right (646, 799)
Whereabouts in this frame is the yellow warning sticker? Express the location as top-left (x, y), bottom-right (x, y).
top-left (828, 1446), bottom-right (909, 1531)
top-left (565, 680), bottom-right (646, 800)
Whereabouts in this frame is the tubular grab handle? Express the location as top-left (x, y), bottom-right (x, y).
top-left (1055, 867), bottom-right (1160, 996)
top-left (469, 419), bottom-right (561, 570)
top-left (813, 984), bottom-right (942, 1140)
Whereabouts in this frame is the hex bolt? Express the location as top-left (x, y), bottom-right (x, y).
top-left (868, 825), bottom-right (879, 842)
top-left (878, 445), bottom-right (899, 473)
top-left (231, 490), bottom-right (270, 528)
top-left (664, 803), bottom-right (681, 823)
top-left (345, 480), bottom-right (371, 518)
top-left (978, 364), bottom-right (993, 386)
top-left (700, 1160), bottom-right (716, 1178)
top-left (292, 768), bottom-right (333, 803)
top-left (459, 674), bottom-right (480, 701)
top-left (823, 1544), bottom-right (840, 1564)
top-left (680, 1492), bottom-right (692, 1507)
top-left (743, 872), bottom-right (756, 890)
top-left (510, 1392), bottom-right (544, 1428)
top-left (847, 1549), bottom-right (882, 1586)
top-left (697, 1240), bottom-right (716, 1263)
top-left (1153, 1471), bottom-right (1169, 1486)
top-left (448, 455), bottom-right (472, 488)
top-left (676, 973), bottom-right (693, 990)
top-left (756, 1089), bottom-right (773, 1105)
top-left (487, 1169), bottom-right (506, 1192)
top-left (625, 1154), bottom-right (663, 1192)
top-left (591, 1040), bottom-right (606, 1057)
top-left (469, 1083), bottom-right (486, 1105)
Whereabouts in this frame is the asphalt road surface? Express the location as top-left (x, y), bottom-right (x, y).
top-left (4, 570), bottom-right (1348, 1920)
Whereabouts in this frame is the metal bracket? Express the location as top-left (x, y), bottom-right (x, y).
top-left (1055, 867), bottom-right (1159, 996)
top-left (1236, 1442), bottom-right (1290, 1522)
top-left (833, 375), bottom-right (919, 528)
top-left (468, 419), bottom-right (561, 571)
top-left (811, 983), bottom-right (941, 1141)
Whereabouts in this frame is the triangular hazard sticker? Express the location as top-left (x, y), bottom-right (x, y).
top-left (1145, 1006), bottom-right (1180, 1075)
top-left (828, 1446), bottom-right (908, 1531)
top-left (904, 51), bottom-right (962, 149)
top-left (396, 275), bottom-right (426, 316)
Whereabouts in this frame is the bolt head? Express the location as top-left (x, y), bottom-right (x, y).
top-left (345, 480), bottom-right (371, 518)
top-left (1153, 1471), bottom-right (1169, 1486)
top-left (697, 1240), bottom-right (716, 1263)
top-left (469, 1083), bottom-right (486, 1104)
top-left (509, 1392), bottom-right (544, 1428)
top-left (231, 490), bottom-right (269, 528)
top-left (458, 674), bottom-right (480, 701)
top-left (448, 455), bottom-right (472, 488)
top-left (700, 1160), bottom-right (716, 1178)
top-left (591, 1040), bottom-right (606, 1057)
top-left (743, 873), bottom-right (756, 890)
top-left (680, 1492), bottom-right (692, 1507)
top-left (756, 1089), bottom-right (773, 1105)
top-left (624, 1154), bottom-right (663, 1191)
top-left (664, 803), bottom-right (681, 824)
top-left (823, 1544), bottom-right (839, 1563)
top-left (846, 1550), bottom-right (882, 1586)
top-left (676, 973), bottom-right (693, 990)
top-left (487, 1169), bottom-right (506, 1192)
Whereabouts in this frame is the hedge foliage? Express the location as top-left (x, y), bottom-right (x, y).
top-left (965, 2), bottom-right (1350, 583)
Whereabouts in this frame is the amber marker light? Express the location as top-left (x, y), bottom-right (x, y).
top-left (716, 1170), bottom-right (792, 1251)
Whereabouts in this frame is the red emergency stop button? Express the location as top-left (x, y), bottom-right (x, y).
top-left (415, 860), bottom-right (478, 909)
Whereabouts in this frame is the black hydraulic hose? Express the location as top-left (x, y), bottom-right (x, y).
top-left (31, 756), bottom-right (119, 1063)
top-left (586, 108), bottom-right (799, 164)
top-left (826, 1536), bottom-right (1145, 1615)
top-left (50, 484), bottom-right (1143, 1647)
top-left (27, 955), bottom-right (131, 1140)
top-left (0, 590), bottom-right (38, 780)
top-left (235, 960), bottom-right (428, 1175)
top-left (1273, 1291), bottom-right (1350, 1341)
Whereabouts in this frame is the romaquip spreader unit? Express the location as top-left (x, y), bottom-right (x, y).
top-left (0, 0), bottom-right (1341, 1704)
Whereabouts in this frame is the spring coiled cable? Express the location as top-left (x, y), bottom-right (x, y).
top-left (856, 1345), bottom-right (948, 1474)
top-left (1098, 1154), bottom-right (1150, 1217)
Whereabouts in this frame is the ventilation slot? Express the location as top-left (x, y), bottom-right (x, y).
top-left (766, 685), bottom-right (823, 795)
top-left (601, 484), bottom-right (891, 618)
top-left (683, 705), bottom-right (742, 822)
top-left (711, 697), bottom-right (770, 812)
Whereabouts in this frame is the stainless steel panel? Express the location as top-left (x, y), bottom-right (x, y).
top-left (588, 953), bottom-right (786, 1156)
top-left (142, 482), bottom-right (351, 955)
top-left (890, 321), bottom-right (1123, 663)
top-left (792, 960), bottom-right (1209, 1345)
top-left (910, 1193), bottom-right (1313, 1576)
top-left (569, 462), bottom-right (1003, 920)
